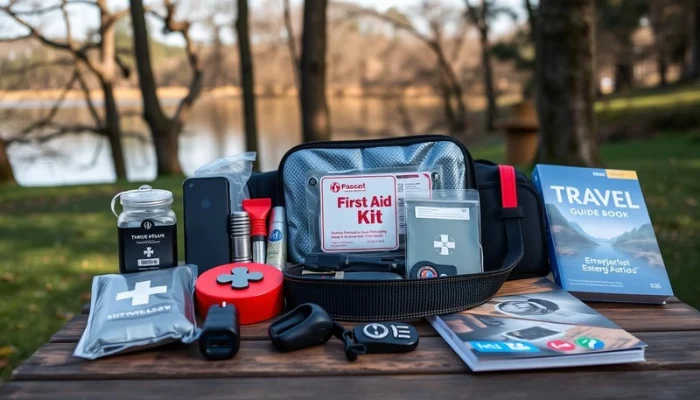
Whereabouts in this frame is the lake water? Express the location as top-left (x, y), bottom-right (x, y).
top-left (3, 96), bottom-right (465, 186)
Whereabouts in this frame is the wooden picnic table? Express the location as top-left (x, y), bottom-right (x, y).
top-left (2, 295), bottom-right (700, 399)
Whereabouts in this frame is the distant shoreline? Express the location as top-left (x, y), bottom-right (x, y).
top-left (0, 86), bottom-right (521, 109)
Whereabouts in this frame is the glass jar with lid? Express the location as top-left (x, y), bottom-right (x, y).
top-left (111, 185), bottom-right (178, 274)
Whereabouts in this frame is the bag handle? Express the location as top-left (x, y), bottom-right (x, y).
top-left (497, 165), bottom-right (524, 272)
top-left (283, 164), bottom-right (525, 322)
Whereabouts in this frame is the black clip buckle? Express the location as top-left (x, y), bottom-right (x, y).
top-left (340, 330), bottom-right (367, 362)
top-left (268, 303), bottom-right (335, 352)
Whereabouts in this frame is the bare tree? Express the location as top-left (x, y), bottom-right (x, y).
top-left (344, 4), bottom-right (469, 136)
top-left (283, 0), bottom-right (300, 89)
top-left (598, 0), bottom-right (648, 92)
top-left (648, 0), bottom-right (690, 86)
top-left (0, 137), bottom-right (15, 184)
top-left (235, 0), bottom-right (260, 170)
top-left (535, 0), bottom-right (597, 166)
top-left (524, 0), bottom-right (537, 40)
top-left (0, 0), bottom-right (132, 180)
top-left (690, 0), bottom-right (700, 80)
top-left (129, 0), bottom-right (204, 176)
top-left (650, 1), bottom-right (669, 86)
top-left (300, 0), bottom-right (331, 142)
top-left (464, 0), bottom-right (501, 133)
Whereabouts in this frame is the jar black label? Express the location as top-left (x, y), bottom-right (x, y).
top-left (118, 220), bottom-right (177, 273)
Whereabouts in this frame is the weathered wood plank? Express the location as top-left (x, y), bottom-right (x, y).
top-left (50, 315), bottom-right (88, 343)
top-left (78, 297), bottom-right (687, 314)
top-left (3, 371), bottom-right (700, 399)
top-left (51, 315), bottom-right (435, 343)
top-left (56, 301), bottom-right (700, 344)
top-left (15, 331), bottom-right (700, 381)
top-left (590, 301), bottom-right (700, 331)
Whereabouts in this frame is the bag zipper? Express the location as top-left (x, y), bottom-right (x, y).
top-left (276, 135), bottom-right (476, 205)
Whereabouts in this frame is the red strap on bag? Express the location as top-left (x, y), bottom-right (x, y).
top-left (498, 165), bottom-right (518, 208)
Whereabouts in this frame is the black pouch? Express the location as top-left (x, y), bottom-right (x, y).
top-left (247, 135), bottom-right (549, 321)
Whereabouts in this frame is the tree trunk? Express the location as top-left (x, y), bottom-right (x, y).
top-left (299, 0), bottom-right (331, 142)
top-left (690, 1), bottom-right (700, 79)
top-left (0, 139), bottom-right (16, 184)
top-left (129, 0), bottom-right (182, 176)
top-left (614, 62), bottom-right (634, 92)
top-left (449, 82), bottom-right (468, 135)
top-left (480, 28), bottom-right (497, 133)
top-left (153, 122), bottom-right (182, 175)
top-left (535, 0), bottom-right (597, 166)
top-left (283, 0), bottom-right (300, 89)
top-left (614, 32), bottom-right (635, 92)
top-left (658, 55), bottom-right (668, 86)
top-left (99, 2), bottom-right (127, 180)
top-left (101, 81), bottom-right (127, 179)
top-left (236, 0), bottom-right (260, 171)
top-left (438, 72), bottom-right (457, 134)
top-left (434, 47), bottom-right (467, 136)
top-left (525, 0), bottom-right (537, 41)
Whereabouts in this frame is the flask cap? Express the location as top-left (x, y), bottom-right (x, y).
top-left (111, 185), bottom-right (173, 217)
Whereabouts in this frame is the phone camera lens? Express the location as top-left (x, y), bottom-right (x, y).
top-left (188, 183), bottom-right (194, 188)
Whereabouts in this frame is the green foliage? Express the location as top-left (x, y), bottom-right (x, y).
top-left (597, 85), bottom-right (700, 130)
top-left (0, 176), bottom-right (186, 382)
top-left (490, 39), bottom-right (535, 71)
top-left (490, 42), bottom-right (520, 61)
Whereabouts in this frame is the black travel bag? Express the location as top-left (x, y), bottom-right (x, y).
top-left (247, 135), bottom-right (549, 321)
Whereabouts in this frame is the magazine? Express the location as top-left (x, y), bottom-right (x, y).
top-left (428, 278), bottom-right (646, 372)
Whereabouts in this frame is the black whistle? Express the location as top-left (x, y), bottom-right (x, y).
top-left (199, 303), bottom-right (241, 360)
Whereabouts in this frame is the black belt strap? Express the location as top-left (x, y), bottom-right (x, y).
top-left (283, 218), bottom-right (522, 321)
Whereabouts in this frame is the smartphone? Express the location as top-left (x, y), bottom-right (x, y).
top-left (183, 177), bottom-right (232, 276)
top-left (503, 326), bottom-right (562, 341)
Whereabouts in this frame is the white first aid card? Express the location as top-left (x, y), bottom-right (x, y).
top-left (319, 174), bottom-right (399, 252)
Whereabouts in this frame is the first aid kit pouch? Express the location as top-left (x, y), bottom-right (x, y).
top-left (247, 135), bottom-right (549, 321)
top-left (74, 265), bottom-right (199, 360)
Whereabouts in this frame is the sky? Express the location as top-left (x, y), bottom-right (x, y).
top-left (0, 0), bottom-right (526, 47)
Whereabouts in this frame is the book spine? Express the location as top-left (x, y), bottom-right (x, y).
top-left (532, 168), bottom-right (565, 288)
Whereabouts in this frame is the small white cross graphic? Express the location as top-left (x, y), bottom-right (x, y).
top-left (116, 280), bottom-right (167, 306)
top-left (144, 247), bottom-right (154, 257)
top-left (434, 234), bottom-right (456, 255)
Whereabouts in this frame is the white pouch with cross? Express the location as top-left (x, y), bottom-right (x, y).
top-left (74, 265), bottom-right (199, 360)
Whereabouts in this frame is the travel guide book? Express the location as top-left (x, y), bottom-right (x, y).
top-left (428, 278), bottom-right (646, 372)
top-left (532, 165), bottom-right (673, 303)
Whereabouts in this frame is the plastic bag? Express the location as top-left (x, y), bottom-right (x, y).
top-left (404, 189), bottom-right (483, 278)
top-left (195, 152), bottom-right (256, 211)
top-left (74, 265), bottom-right (199, 360)
top-left (305, 166), bottom-right (442, 256)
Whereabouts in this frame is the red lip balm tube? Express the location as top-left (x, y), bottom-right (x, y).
top-left (242, 198), bottom-right (272, 264)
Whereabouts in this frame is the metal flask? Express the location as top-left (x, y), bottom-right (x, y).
top-left (229, 212), bottom-right (252, 263)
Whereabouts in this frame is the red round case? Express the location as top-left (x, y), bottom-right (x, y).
top-left (195, 263), bottom-right (284, 325)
